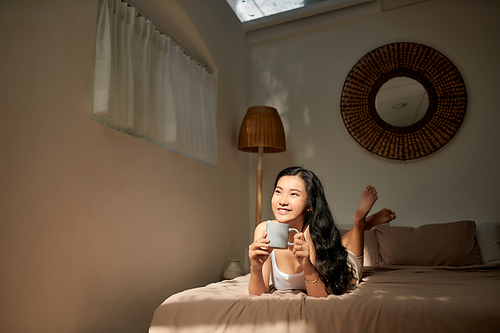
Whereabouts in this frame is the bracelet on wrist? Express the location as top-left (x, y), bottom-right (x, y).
top-left (304, 275), bottom-right (319, 284)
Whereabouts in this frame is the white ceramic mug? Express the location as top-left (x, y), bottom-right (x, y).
top-left (266, 222), bottom-right (299, 249)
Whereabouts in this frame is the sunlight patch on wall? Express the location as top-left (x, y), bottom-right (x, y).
top-left (259, 69), bottom-right (291, 136)
top-left (303, 107), bottom-right (311, 128)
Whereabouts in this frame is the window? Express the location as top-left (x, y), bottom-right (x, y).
top-left (92, 0), bottom-right (217, 165)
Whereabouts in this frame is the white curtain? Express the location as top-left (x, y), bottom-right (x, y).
top-left (92, 0), bottom-right (217, 165)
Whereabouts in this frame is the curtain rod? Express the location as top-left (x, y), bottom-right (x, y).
top-left (124, 0), bottom-right (210, 73)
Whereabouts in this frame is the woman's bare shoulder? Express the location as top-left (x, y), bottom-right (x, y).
top-left (254, 220), bottom-right (275, 238)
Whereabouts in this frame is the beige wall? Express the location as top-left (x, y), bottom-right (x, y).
top-left (248, 0), bottom-right (500, 227)
top-left (0, 0), bottom-right (249, 332)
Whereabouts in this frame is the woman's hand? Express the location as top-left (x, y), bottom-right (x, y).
top-left (293, 232), bottom-right (327, 298)
top-left (248, 232), bottom-right (271, 270)
top-left (292, 233), bottom-right (314, 269)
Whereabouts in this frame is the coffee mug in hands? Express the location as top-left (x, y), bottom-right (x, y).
top-left (266, 222), bottom-right (299, 249)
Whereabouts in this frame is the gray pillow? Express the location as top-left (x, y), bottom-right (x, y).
top-left (375, 221), bottom-right (482, 266)
top-left (476, 222), bottom-right (500, 265)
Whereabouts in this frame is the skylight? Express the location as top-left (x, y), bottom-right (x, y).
top-left (226, 0), bottom-right (337, 22)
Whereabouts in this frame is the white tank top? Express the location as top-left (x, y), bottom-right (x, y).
top-left (269, 226), bottom-right (309, 291)
top-left (270, 251), bottom-right (307, 291)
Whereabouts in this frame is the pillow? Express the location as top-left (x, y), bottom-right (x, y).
top-left (476, 222), bottom-right (500, 265)
top-left (363, 228), bottom-right (380, 266)
top-left (337, 224), bottom-right (380, 266)
top-left (375, 221), bottom-right (482, 266)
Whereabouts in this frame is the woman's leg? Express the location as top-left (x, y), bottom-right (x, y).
top-left (342, 186), bottom-right (396, 257)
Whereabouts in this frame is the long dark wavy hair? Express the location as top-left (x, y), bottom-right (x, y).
top-left (273, 166), bottom-right (354, 295)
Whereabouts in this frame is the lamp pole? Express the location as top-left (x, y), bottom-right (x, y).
top-left (255, 146), bottom-right (264, 227)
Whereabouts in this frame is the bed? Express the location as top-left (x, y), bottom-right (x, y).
top-left (149, 221), bottom-right (500, 333)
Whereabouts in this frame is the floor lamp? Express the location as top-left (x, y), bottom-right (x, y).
top-left (238, 106), bottom-right (286, 227)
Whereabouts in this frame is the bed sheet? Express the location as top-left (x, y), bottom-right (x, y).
top-left (149, 264), bottom-right (500, 333)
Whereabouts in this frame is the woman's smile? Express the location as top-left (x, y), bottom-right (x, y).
top-left (277, 207), bottom-right (291, 214)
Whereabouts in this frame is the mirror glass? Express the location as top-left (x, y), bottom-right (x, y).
top-left (375, 77), bottom-right (429, 127)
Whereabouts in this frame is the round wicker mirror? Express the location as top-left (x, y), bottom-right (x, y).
top-left (340, 42), bottom-right (467, 160)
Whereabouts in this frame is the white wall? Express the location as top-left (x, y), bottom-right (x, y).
top-left (248, 0), bottom-right (500, 227)
top-left (0, 1), bottom-right (249, 332)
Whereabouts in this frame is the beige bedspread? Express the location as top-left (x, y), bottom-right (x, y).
top-left (149, 264), bottom-right (500, 333)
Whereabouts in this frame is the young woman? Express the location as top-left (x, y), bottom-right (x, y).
top-left (248, 166), bottom-right (396, 297)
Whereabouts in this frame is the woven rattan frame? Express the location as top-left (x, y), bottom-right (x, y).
top-left (340, 42), bottom-right (467, 160)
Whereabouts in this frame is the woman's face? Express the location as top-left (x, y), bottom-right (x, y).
top-left (271, 175), bottom-right (308, 225)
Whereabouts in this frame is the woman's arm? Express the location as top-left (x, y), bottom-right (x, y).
top-left (293, 232), bottom-right (328, 298)
top-left (248, 222), bottom-right (272, 295)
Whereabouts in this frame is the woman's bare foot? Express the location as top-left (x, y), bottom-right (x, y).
top-left (365, 208), bottom-right (396, 230)
top-left (353, 185), bottom-right (378, 225)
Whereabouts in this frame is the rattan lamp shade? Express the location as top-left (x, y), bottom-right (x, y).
top-left (238, 106), bottom-right (286, 153)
